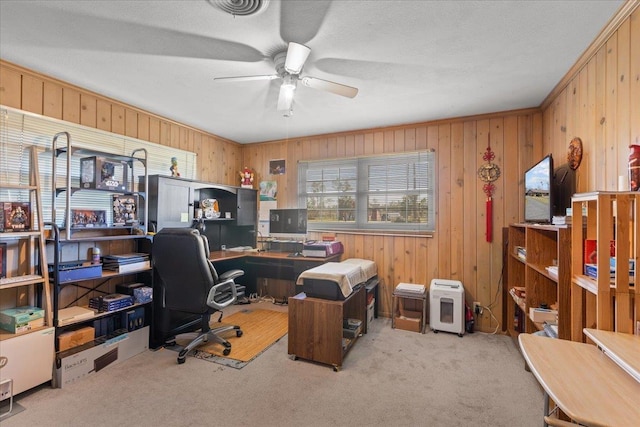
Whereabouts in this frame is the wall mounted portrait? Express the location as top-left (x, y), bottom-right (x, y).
top-left (269, 159), bottom-right (286, 175)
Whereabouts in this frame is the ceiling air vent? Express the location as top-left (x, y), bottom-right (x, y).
top-left (207, 0), bottom-right (270, 17)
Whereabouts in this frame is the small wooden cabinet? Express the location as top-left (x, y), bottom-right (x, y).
top-left (505, 223), bottom-right (571, 340)
top-left (288, 285), bottom-right (366, 371)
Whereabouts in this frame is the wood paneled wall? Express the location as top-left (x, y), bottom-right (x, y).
top-left (1, 2), bottom-right (635, 333)
top-left (243, 111), bottom-right (543, 331)
top-left (0, 60), bottom-right (243, 186)
top-left (541, 4), bottom-right (640, 192)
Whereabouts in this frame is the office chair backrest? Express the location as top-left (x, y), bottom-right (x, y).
top-left (152, 228), bottom-right (220, 313)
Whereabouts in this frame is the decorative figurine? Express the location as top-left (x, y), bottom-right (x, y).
top-left (239, 167), bottom-right (254, 188)
top-left (170, 157), bottom-right (180, 177)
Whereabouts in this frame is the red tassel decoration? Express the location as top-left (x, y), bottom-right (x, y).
top-left (486, 197), bottom-right (492, 242)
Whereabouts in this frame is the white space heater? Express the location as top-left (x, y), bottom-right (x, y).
top-left (429, 279), bottom-right (465, 337)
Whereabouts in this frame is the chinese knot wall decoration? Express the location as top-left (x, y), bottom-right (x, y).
top-left (477, 134), bottom-right (501, 242)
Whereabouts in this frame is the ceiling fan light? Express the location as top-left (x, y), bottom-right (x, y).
top-left (282, 74), bottom-right (297, 90)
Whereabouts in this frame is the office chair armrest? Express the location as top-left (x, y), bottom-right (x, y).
top-left (206, 278), bottom-right (238, 310)
top-left (218, 269), bottom-right (245, 281)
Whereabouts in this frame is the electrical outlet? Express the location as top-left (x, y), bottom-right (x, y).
top-left (473, 302), bottom-right (483, 315)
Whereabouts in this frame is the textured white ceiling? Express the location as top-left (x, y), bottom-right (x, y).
top-left (0, 0), bottom-right (624, 144)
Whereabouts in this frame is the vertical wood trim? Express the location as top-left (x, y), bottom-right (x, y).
top-left (62, 87), bottom-right (80, 124)
top-left (96, 99), bottom-right (111, 131)
top-left (631, 7), bottom-right (640, 145)
top-left (437, 124), bottom-right (451, 278)
top-left (21, 75), bottom-right (43, 114)
top-left (125, 108), bottom-right (138, 138)
top-left (111, 104), bottom-right (125, 135)
top-left (450, 122), bottom-right (464, 282)
top-left (0, 67), bottom-right (22, 108)
top-left (80, 94), bottom-right (97, 128)
top-left (43, 81), bottom-right (63, 119)
top-left (137, 113), bottom-right (150, 142)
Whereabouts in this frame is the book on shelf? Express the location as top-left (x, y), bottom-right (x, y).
top-left (102, 253), bottom-right (149, 263)
top-left (515, 246), bottom-right (526, 261)
top-left (103, 260), bottom-right (150, 273)
top-left (552, 215), bottom-right (571, 225)
top-left (545, 265), bottom-right (558, 279)
top-left (58, 306), bottom-right (95, 326)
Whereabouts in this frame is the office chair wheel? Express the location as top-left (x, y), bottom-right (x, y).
top-left (236, 330), bottom-right (243, 337)
top-left (223, 347), bottom-right (231, 356)
top-left (177, 349), bottom-right (189, 364)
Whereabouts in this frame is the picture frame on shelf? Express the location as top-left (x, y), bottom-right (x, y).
top-left (113, 195), bottom-right (138, 226)
top-left (70, 209), bottom-right (107, 228)
top-left (2, 201), bottom-right (31, 232)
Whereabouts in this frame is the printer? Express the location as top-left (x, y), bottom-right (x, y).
top-left (302, 241), bottom-right (344, 258)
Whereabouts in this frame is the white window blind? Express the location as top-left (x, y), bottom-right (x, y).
top-left (1, 106), bottom-right (196, 226)
top-left (298, 150), bottom-right (435, 232)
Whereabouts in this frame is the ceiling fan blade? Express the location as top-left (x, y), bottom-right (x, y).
top-left (301, 77), bottom-right (358, 98)
top-left (284, 42), bottom-right (311, 75)
top-left (214, 75), bottom-right (279, 82)
top-left (280, 0), bottom-right (332, 44)
top-left (1, 2), bottom-right (265, 63)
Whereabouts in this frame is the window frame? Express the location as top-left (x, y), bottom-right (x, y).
top-left (298, 150), bottom-right (436, 232)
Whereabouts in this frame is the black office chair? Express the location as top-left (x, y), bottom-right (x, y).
top-left (152, 228), bottom-right (244, 364)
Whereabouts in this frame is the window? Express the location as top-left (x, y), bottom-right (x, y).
top-left (298, 150), bottom-right (435, 232)
top-left (1, 106), bottom-right (196, 226)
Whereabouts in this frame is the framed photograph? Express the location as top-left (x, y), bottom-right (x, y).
top-left (70, 209), bottom-right (107, 228)
top-left (269, 159), bottom-right (286, 175)
top-left (2, 201), bottom-right (31, 232)
top-left (113, 195), bottom-right (138, 226)
top-left (0, 242), bottom-right (6, 279)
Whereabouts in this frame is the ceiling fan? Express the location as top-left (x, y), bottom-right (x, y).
top-left (214, 42), bottom-right (358, 116)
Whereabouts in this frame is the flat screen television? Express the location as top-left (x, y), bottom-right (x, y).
top-left (524, 154), bottom-right (553, 223)
top-left (553, 162), bottom-right (576, 219)
top-left (269, 208), bottom-right (307, 240)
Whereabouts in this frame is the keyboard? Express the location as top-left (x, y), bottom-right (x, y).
top-left (0, 274), bottom-right (43, 285)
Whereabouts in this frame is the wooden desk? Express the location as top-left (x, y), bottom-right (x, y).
top-left (583, 328), bottom-right (640, 382)
top-left (519, 333), bottom-right (640, 426)
top-left (209, 250), bottom-right (341, 297)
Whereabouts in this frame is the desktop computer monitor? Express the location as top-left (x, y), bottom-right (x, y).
top-left (269, 208), bottom-right (307, 241)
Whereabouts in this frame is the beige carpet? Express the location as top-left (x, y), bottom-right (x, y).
top-left (175, 308), bottom-right (288, 367)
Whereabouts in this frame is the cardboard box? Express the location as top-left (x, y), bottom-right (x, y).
top-left (395, 309), bottom-right (422, 333)
top-left (0, 306), bottom-right (44, 333)
top-left (58, 326), bottom-right (95, 351)
top-left (367, 298), bottom-right (375, 326)
top-left (80, 156), bottom-right (128, 191)
top-left (55, 326), bottom-right (149, 388)
top-left (529, 307), bottom-right (558, 323)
